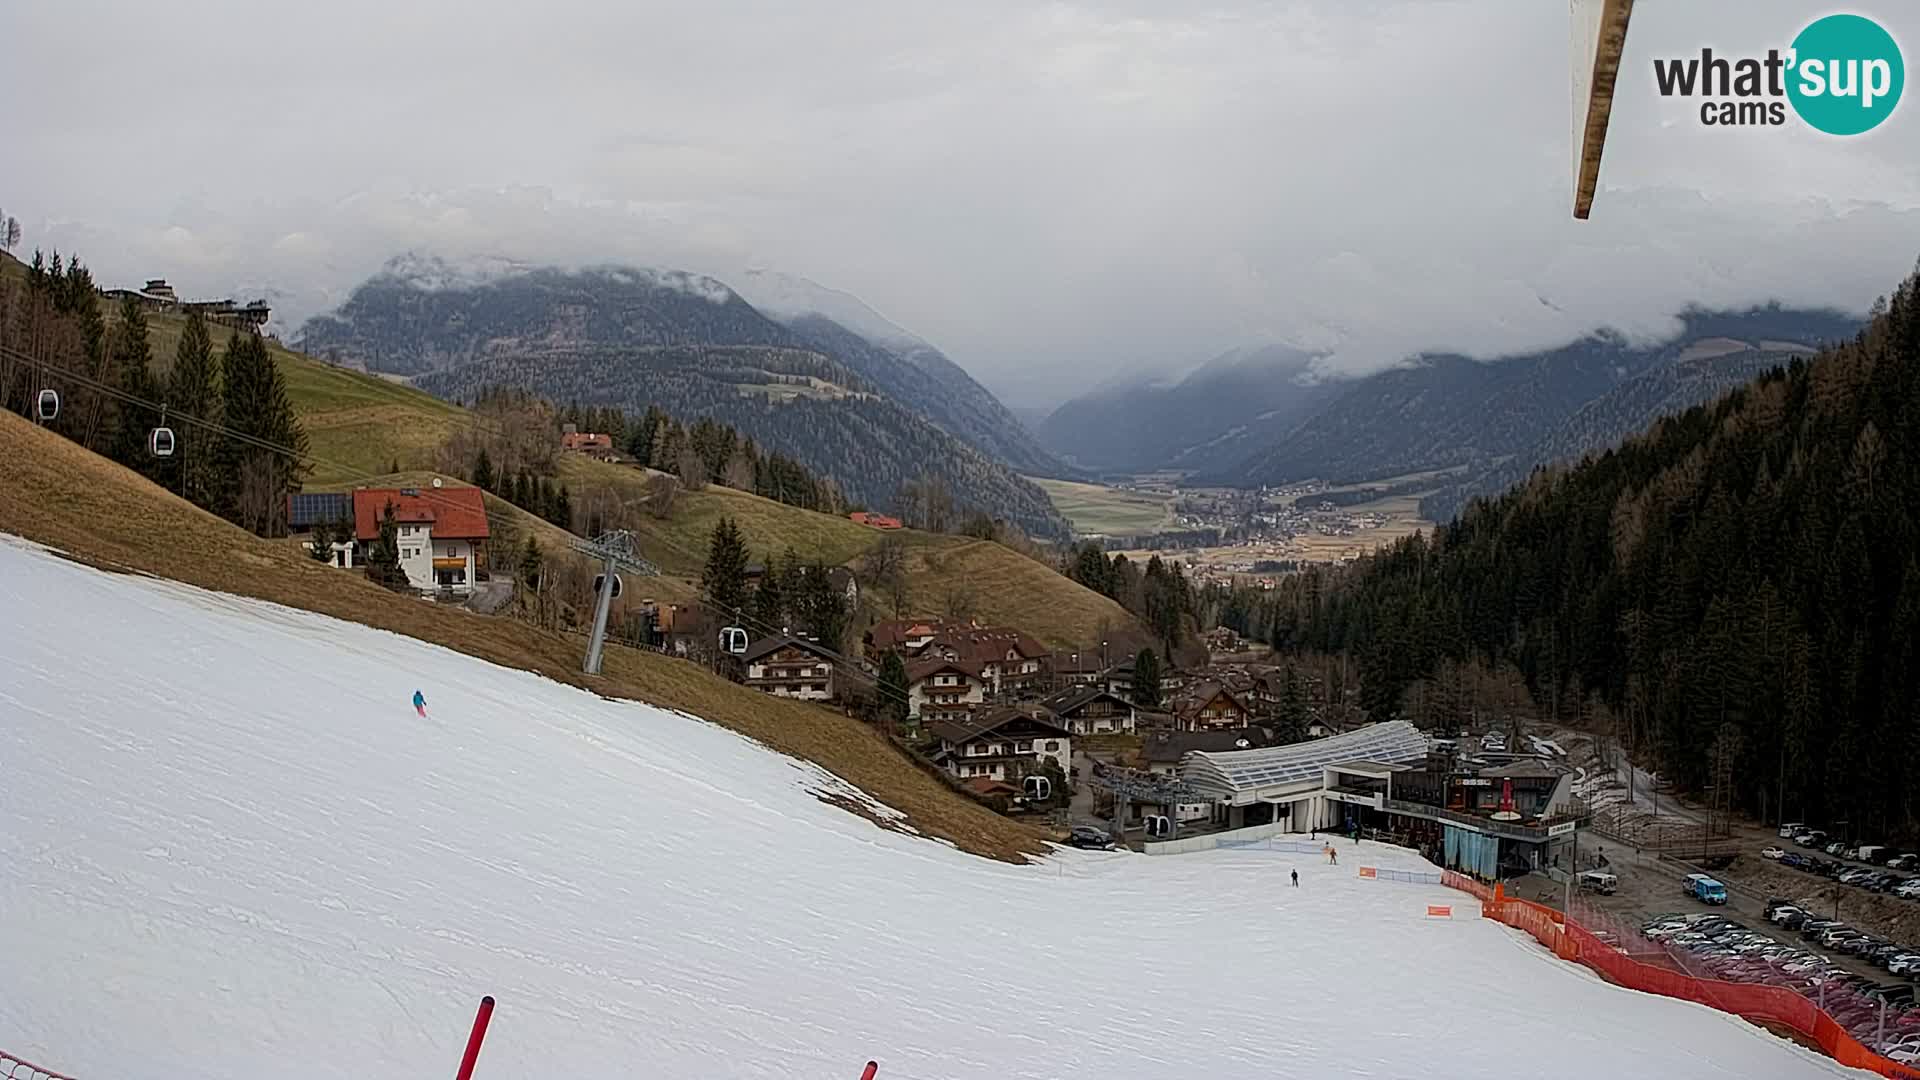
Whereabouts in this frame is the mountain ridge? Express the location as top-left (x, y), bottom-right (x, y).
top-left (296, 259), bottom-right (1071, 538)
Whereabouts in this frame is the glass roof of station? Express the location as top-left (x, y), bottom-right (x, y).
top-left (1182, 721), bottom-right (1430, 795)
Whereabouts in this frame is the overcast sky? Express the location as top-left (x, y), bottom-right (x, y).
top-left (3, 1), bottom-right (1917, 407)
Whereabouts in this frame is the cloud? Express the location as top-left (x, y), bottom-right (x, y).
top-left (3, 0), bottom-right (1916, 405)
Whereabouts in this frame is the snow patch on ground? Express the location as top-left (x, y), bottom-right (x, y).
top-left (0, 536), bottom-right (1856, 1079)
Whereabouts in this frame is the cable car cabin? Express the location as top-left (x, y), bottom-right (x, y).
top-left (1023, 775), bottom-right (1051, 802)
top-left (150, 426), bottom-right (176, 457)
top-left (36, 389), bottom-right (59, 421)
top-left (719, 626), bottom-right (749, 655)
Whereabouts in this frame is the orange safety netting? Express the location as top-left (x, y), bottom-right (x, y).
top-left (2, 1050), bottom-right (82, 1080)
top-left (1440, 877), bottom-right (1920, 1079)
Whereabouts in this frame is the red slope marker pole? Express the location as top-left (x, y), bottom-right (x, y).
top-left (860, 1062), bottom-right (878, 1080)
top-left (455, 996), bottom-right (496, 1080)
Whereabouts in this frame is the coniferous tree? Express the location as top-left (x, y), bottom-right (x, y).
top-left (798, 559), bottom-right (850, 651)
top-left (472, 447), bottom-right (496, 493)
top-left (752, 549), bottom-right (787, 630)
top-left (107, 295), bottom-right (159, 473)
top-left (553, 484), bottom-right (573, 530)
top-left (701, 516), bottom-right (750, 617)
top-left (215, 331), bottom-right (307, 535)
top-left (877, 650), bottom-right (910, 730)
top-left (1276, 664), bottom-right (1309, 743)
top-left (167, 311), bottom-right (221, 508)
top-left (309, 517), bottom-right (335, 562)
top-left (363, 502), bottom-right (412, 591)
top-left (1132, 647), bottom-right (1162, 709)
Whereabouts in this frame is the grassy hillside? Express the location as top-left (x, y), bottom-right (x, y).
top-left (102, 299), bottom-right (467, 487)
top-left (89, 284), bottom-right (1148, 650)
top-left (0, 409), bottom-right (1040, 862)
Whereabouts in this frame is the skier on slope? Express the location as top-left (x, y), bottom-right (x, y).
top-left (413, 689), bottom-right (427, 718)
top-left (1291, 869), bottom-right (1299, 887)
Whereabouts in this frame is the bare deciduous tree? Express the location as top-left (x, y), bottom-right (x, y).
top-left (644, 473), bottom-right (679, 519)
top-left (677, 445), bottom-right (709, 491)
top-left (865, 535), bottom-right (909, 617)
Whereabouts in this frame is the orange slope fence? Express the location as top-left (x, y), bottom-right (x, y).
top-left (1441, 875), bottom-right (1920, 1079)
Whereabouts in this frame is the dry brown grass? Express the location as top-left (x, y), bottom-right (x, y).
top-left (875, 537), bottom-right (1149, 652)
top-left (0, 411), bottom-right (1044, 863)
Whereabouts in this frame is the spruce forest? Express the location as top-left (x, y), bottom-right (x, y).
top-left (1233, 260), bottom-right (1920, 840)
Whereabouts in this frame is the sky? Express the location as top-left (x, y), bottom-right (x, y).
top-left (3, 1), bottom-right (1918, 408)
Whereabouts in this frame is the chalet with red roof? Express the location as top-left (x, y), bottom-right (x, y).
top-left (560, 425), bottom-right (617, 459)
top-left (351, 485), bottom-right (490, 593)
top-left (848, 511), bottom-right (902, 530)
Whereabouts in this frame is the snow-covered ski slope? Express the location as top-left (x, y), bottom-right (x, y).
top-left (0, 537), bottom-right (1858, 1079)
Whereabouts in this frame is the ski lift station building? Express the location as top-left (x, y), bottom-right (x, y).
top-left (1180, 720), bottom-right (1589, 880)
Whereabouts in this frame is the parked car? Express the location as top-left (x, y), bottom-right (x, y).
top-left (1577, 870), bottom-right (1618, 895)
top-left (1780, 821), bottom-right (1809, 839)
top-left (1780, 910), bottom-right (1812, 931)
top-left (1889, 854), bottom-right (1919, 872)
top-left (1066, 825), bottom-right (1116, 850)
top-left (1827, 840), bottom-right (1850, 857)
top-left (1860, 845), bottom-right (1892, 864)
top-left (1895, 879), bottom-right (1920, 900)
top-left (1798, 830), bottom-right (1829, 847)
top-left (1767, 904), bottom-right (1804, 925)
top-left (1762, 846), bottom-right (1787, 860)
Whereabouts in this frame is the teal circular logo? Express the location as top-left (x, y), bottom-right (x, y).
top-left (1787, 14), bottom-right (1904, 135)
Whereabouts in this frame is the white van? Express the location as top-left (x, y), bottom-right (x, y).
top-left (1578, 871), bottom-right (1618, 895)
top-left (1779, 821), bottom-right (1807, 839)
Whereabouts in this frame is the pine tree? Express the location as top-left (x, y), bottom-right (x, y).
top-left (519, 535), bottom-right (544, 590)
top-left (363, 502), bottom-right (412, 591)
top-left (167, 311), bottom-right (220, 508)
top-left (472, 447), bottom-right (496, 493)
top-left (215, 331), bottom-right (308, 535)
top-left (752, 550), bottom-right (787, 630)
top-left (799, 559), bottom-right (850, 651)
top-left (308, 517), bottom-right (334, 562)
top-left (107, 295), bottom-right (158, 473)
top-left (553, 484), bottom-right (573, 531)
top-left (1132, 647), bottom-right (1162, 708)
top-left (702, 516), bottom-right (750, 617)
top-left (1277, 664), bottom-right (1309, 743)
top-left (877, 650), bottom-right (910, 731)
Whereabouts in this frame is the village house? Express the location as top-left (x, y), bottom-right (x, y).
top-left (869, 618), bottom-right (1050, 699)
top-left (929, 706), bottom-right (1072, 783)
top-left (906, 659), bottom-right (988, 722)
top-left (1038, 685), bottom-right (1137, 736)
top-left (1053, 652), bottom-right (1105, 688)
top-left (351, 486), bottom-right (489, 593)
top-left (287, 492), bottom-right (357, 568)
top-left (1171, 681), bottom-right (1253, 732)
top-left (867, 617), bottom-right (948, 659)
top-left (848, 511), bottom-right (902, 530)
top-left (741, 636), bottom-right (838, 702)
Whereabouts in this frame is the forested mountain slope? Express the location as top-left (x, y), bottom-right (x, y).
top-left (1037, 345), bottom-right (1338, 475)
top-left (1419, 338), bottom-right (1818, 521)
top-left (1219, 307), bottom-right (1859, 490)
top-left (733, 269), bottom-right (1072, 478)
top-left (1270, 264), bottom-right (1920, 838)
top-left (297, 261), bottom-right (1068, 538)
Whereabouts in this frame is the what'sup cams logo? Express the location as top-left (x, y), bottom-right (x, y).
top-left (1654, 13), bottom-right (1903, 134)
